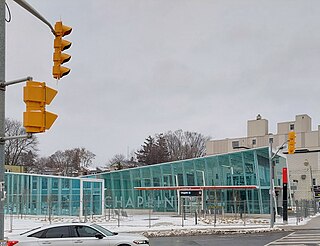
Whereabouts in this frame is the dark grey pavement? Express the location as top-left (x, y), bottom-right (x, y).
top-left (267, 215), bottom-right (320, 245)
top-left (149, 231), bottom-right (291, 246)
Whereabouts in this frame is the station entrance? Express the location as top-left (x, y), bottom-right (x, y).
top-left (135, 185), bottom-right (258, 215)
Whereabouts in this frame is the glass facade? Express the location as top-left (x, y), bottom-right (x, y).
top-left (5, 173), bottom-right (104, 217)
top-left (92, 147), bottom-right (286, 214)
top-left (3, 147), bottom-right (286, 217)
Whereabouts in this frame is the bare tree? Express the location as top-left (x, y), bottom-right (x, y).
top-left (30, 156), bottom-right (50, 174)
top-left (108, 154), bottom-right (126, 170)
top-left (4, 118), bottom-right (38, 166)
top-left (108, 153), bottom-right (138, 170)
top-left (49, 148), bottom-right (95, 176)
top-left (164, 129), bottom-right (211, 161)
top-left (77, 147), bottom-right (96, 168)
top-left (48, 150), bottom-right (68, 175)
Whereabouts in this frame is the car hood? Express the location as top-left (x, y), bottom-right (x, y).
top-left (112, 232), bottom-right (148, 240)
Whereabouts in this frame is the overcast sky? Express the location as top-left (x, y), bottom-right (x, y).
top-left (4, 0), bottom-right (320, 167)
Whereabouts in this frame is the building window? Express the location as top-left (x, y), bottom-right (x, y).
top-left (252, 139), bottom-right (256, 145)
top-left (232, 141), bottom-right (239, 149)
top-left (290, 124), bottom-right (294, 131)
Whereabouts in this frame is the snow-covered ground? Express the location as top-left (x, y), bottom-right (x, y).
top-left (4, 212), bottom-right (316, 238)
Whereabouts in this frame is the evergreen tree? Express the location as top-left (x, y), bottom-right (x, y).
top-left (136, 134), bottom-right (169, 165)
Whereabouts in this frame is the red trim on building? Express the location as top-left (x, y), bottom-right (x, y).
top-left (134, 185), bottom-right (258, 191)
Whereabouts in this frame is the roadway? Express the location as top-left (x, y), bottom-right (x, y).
top-left (149, 215), bottom-right (320, 246)
top-left (266, 214), bottom-right (320, 245)
top-left (149, 231), bottom-right (291, 246)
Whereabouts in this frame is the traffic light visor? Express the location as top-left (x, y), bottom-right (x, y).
top-left (54, 37), bottom-right (72, 51)
top-left (45, 112), bottom-right (58, 130)
top-left (53, 65), bottom-right (71, 79)
top-left (53, 52), bottom-right (71, 64)
top-left (55, 21), bottom-right (72, 37)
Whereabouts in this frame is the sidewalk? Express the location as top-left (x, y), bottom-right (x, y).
top-left (4, 213), bottom-right (319, 238)
top-left (279, 213), bottom-right (320, 230)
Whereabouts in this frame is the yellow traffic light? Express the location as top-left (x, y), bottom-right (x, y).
top-left (53, 21), bottom-right (72, 79)
top-left (23, 81), bottom-right (58, 133)
top-left (288, 131), bottom-right (296, 154)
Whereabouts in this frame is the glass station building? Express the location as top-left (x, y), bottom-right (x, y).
top-left (92, 147), bottom-right (286, 215)
top-left (4, 173), bottom-right (104, 218)
top-left (4, 147), bottom-right (286, 216)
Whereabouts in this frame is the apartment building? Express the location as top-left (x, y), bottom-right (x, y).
top-left (206, 114), bottom-right (320, 201)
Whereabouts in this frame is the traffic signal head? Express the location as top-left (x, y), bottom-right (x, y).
top-left (53, 21), bottom-right (72, 80)
top-left (288, 131), bottom-right (296, 154)
top-left (54, 21), bottom-right (72, 37)
top-left (23, 81), bottom-right (58, 133)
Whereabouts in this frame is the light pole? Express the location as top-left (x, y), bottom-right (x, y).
top-left (0, 1), bottom-right (5, 243)
top-left (304, 159), bottom-right (314, 200)
top-left (269, 138), bottom-right (275, 228)
top-left (269, 139), bottom-right (288, 228)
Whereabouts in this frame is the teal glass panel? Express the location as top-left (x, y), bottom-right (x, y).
top-left (62, 179), bottom-right (70, 189)
top-left (161, 164), bottom-right (173, 186)
top-left (257, 150), bottom-right (270, 186)
top-left (72, 179), bottom-right (80, 189)
top-left (121, 171), bottom-right (133, 208)
top-left (172, 162), bottom-right (184, 186)
top-left (194, 158), bottom-right (206, 186)
top-left (130, 169), bottom-right (143, 209)
top-left (151, 166), bottom-right (161, 187)
top-left (52, 178), bottom-right (59, 188)
top-left (243, 151), bottom-right (256, 185)
top-left (183, 160), bottom-right (195, 186)
top-left (42, 178), bottom-right (48, 193)
top-left (217, 155), bottom-right (232, 185)
top-left (141, 168), bottom-right (151, 187)
top-left (229, 152), bottom-right (245, 185)
top-left (206, 156), bottom-right (219, 185)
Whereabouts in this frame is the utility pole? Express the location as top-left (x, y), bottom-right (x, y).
top-left (0, 1), bottom-right (70, 240)
top-left (0, 0), bottom-right (5, 242)
top-left (269, 138), bottom-right (274, 228)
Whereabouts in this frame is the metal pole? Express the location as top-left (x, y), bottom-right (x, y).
top-left (13, 0), bottom-right (55, 35)
top-left (1, 76), bottom-right (32, 87)
top-left (269, 138), bottom-right (274, 228)
top-left (282, 168), bottom-right (288, 224)
top-left (310, 166), bottom-right (314, 199)
top-left (0, 0), bottom-right (5, 242)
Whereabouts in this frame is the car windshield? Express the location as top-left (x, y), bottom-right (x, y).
top-left (90, 224), bottom-right (115, 236)
top-left (20, 227), bottom-right (41, 236)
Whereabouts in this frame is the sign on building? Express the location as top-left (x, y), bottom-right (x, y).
top-left (179, 190), bottom-right (202, 197)
top-left (313, 185), bottom-right (320, 199)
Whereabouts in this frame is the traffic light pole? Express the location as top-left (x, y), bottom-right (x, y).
top-left (269, 138), bottom-right (275, 228)
top-left (0, 0), bottom-right (5, 242)
top-left (269, 139), bottom-right (289, 228)
top-left (0, 1), bottom-right (61, 240)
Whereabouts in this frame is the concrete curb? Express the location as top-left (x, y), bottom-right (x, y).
top-left (142, 227), bottom-right (285, 238)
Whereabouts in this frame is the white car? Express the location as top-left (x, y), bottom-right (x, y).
top-left (6, 222), bottom-right (149, 246)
